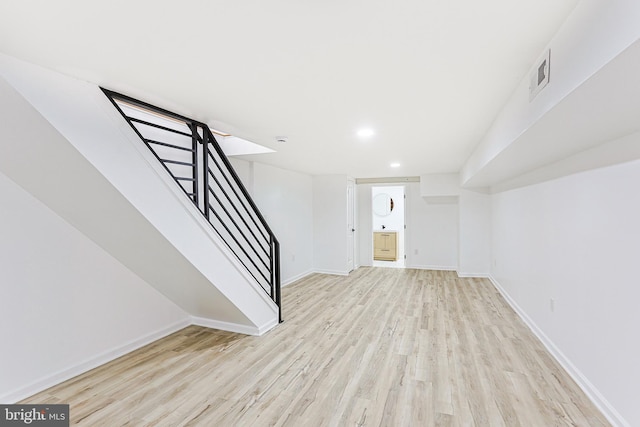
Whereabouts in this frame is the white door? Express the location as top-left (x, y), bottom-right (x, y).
top-left (347, 179), bottom-right (355, 272)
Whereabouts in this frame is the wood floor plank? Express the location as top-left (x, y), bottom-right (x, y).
top-left (20, 268), bottom-right (610, 426)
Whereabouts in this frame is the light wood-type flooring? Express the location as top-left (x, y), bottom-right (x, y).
top-left (22, 268), bottom-right (610, 426)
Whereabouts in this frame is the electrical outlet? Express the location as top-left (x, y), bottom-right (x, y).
top-left (550, 298), bottom-right (555, 313)
top-left (414, 249), bottom-right (418, 255)
top-left (291, 254), bottom-right (296, 262)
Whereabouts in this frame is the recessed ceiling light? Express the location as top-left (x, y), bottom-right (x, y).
top-left (390, 162), bottom-right (401, 168)
top-left (357, 128), bottom-right (375, 138)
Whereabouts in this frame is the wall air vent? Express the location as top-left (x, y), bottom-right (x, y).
top-left (529, 49), bottom-right (551, 101)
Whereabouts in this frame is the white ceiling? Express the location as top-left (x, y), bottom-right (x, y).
top-left (0, 0), bottom-right (580, 178)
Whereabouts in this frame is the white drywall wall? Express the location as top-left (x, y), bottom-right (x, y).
top-left (252, 162), bottom-right (314, 285)
top-left (0, 170), bottom-right (189, 403)
top-left (491, 160), bottom-right (640, 427)
top-left (458, 190), bottom-right (491, 276)
top-left (420, 173), bottom-right (459, 197)
top-left (229, 158), bottom-right (314, 285)
top-left (313, 175), bottom-right (349, 275)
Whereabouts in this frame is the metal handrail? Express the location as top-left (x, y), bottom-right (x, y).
top-left (102, 88), bottom-right (282, 323)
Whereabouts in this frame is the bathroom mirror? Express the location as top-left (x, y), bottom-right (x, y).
top-left (372, 193), bottom-right (394, 217)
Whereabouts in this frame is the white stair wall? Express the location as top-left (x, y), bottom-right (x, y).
top-left (0, 53), bottom-right (279, 335)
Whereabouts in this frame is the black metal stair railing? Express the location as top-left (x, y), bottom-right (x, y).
top-left (102, 89), bottom-right (281, 323)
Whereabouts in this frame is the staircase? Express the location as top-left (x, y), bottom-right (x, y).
top-left (103, 89), bottom-right (281, 322)
top-left (0, 53), bottom-right (281, 335)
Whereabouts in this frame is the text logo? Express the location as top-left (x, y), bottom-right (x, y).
top-left (0, 405), bottom-right (68, 426)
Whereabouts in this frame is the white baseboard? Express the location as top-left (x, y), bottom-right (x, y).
top-left (313, 269), bottom-right (349, 276)
top-left (0, 317), bottom-right (191, 404)
top-left (190, 316), bottom-right (279, 336)
top-left (456, 271), bottom-right (490, 278)
top-left (282, 269), bottom-right (314, 287)
top-left (257, 317), bottom-right (280, 335)
top-left (191, 316), bottom-right (259, 336)
top-left (488, 276), bottom-right (629, 427)
top-left (405, 264), bottom-right (457, 271)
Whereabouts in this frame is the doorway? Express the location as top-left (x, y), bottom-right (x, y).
top-left (371, 186), bottom-right (405, 268)
top-left (347, 178), bottom-right (355, 272)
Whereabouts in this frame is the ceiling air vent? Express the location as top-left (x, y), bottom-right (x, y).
top-left (529, 49), bottom-right (550, 101)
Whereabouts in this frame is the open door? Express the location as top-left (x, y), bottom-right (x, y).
top-left (347, 178), bottom-right (355, 272)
